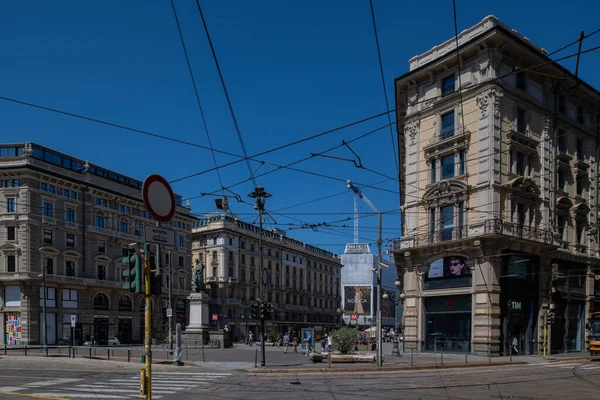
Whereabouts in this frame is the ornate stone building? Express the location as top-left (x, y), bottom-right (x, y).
top-left (0, 143), bottom-right (194, 345)
top-left (394, 16), bottom-right (600, 355)
top-left (192, 213), bottom-right (342, 340)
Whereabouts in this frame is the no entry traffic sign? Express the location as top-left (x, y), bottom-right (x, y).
top-left (142, 174), bottom-right (176, 223)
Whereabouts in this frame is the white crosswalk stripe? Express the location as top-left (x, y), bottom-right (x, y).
top-left (538, 362), bottom-right (600, 370)
top-left (21, 372), bottom-right (231, 399)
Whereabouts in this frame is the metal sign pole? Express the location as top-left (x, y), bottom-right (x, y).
top-left (144, 244), bottom-right (153, 399)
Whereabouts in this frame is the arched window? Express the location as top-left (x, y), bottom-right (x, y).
top-left (118, 295), bottom-right (132, 312)
top-left (93, 293), bottom-right (109, 310)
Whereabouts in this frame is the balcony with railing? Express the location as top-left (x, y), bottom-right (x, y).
top-left (398, 219), bottom-right (554, 249)
top-left (424, 125), bottom-right (469, 154)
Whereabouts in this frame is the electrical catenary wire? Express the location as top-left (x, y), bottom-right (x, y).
top-left (169, 0), bottom-right (224, 191)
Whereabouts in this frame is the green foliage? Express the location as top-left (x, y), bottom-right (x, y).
top-left (267, 329), bottom-right (279, 342)
top-left (330, 327), bottom-right (356, 354)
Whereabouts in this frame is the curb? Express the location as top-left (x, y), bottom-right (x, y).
top-left (239, 361), bottom-right (528, 374)
top-left (547, 356), bottom-right (599, 363)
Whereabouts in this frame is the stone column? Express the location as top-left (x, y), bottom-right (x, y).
top-left (537, 260), bottom-right (554, 355)
top-left (402, 270), bottom-right (421, 351)
top-left (472, 252), bottom-right (501, 355)
top-left (585, 263), bottom-right (596, 352)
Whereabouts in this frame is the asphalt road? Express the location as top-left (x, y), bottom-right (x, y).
top-left (0, 357), bottom-right (598, 399)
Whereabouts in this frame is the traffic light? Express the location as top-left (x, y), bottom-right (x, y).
top-left (546, 312), bottom-right (555, 325)
top-left (250, 302), bottom-right (261, 320)
top-left (262, 303), bottom-right (275, 320)
top-left (122, 249), bottom-right (142, 293)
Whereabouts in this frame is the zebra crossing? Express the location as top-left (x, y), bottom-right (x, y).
top-left (0, 371), bottom-right (231, 399)
top-left (537, 362), bottom-right (600, 371)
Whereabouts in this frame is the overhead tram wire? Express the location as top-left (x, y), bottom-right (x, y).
top-left (547, 27), bottom-right (600, 57)
top-left (193, 0), bottom-right (256, 187)
top-left (183, 120), bottom-right (400, 200)
top-left (368, 0), bottom-right (398, 177)
top-left (169, 0), bottom-right (224, 190)
top-left (185, 44), bottom-right (600, 199)
top-left (0, 36), bottom-right (596, 199)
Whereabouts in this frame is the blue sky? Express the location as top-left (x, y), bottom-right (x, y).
top-left (1, 0), bottom-right (599, 256)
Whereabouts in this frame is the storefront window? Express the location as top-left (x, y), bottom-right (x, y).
top-left (424, 295), bottom-right (471, 352)
top-left (424, 256), bottom-right (471, 289)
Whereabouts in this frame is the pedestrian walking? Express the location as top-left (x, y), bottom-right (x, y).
top-left (283, 333), bottom-right (289, 353)
top-left (248, 331), bottom-right (253, 347)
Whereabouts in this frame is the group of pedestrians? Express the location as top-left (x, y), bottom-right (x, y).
top-left (243, 331), bottom-right (333, 355)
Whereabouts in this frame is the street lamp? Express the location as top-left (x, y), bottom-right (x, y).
top-left (248, 186), bottom-right (271, 367)
top-left (382, 279), bottom-right (404, 356)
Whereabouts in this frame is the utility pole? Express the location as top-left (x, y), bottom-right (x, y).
top-left (143, 244), bottom-right (153, 400)
top-left (42, 261), bottom-right (47, 349)
top-left (376, 211), bottom-right (383, 367)
top-left (248, 186), bottom-right (271, 368)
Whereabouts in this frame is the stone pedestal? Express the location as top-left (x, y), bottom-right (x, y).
top-left (186, 292), bottom-right (210, 332)
top-left (182, 292), bottom-right (231, 348)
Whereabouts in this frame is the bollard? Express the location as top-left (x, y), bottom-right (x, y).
top-left (465, 346), bottom-right (468, 363)
top-left (410, 349), bottom-right (413, 367)
top-left (441, 346), bottom-right (443, 365)
top-left (4, 344), bottom-right (6, 355)
top-left (174, 323), bottom-right (183, 366)
top-left (328, 350), bottom-right (331, 369)
top-left (128, 349), bottom-right (131, 363)
top-left (107, 349), bottom-right (110, 361)
top-left (24, 346), bottom-right (27, 357)
top-left (89, 347), bottom-right (92, 360)
top-left (202, 343), bottom-right (205, 363)
top-left (46, 346), bottom-right (49, 357)
top-left (186, 344), bottom-right (189, 361)
top-left (255, 348), bottom-right (258, 368)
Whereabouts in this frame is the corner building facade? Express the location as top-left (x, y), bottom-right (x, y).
top-left (192, 213), bottom-right (342, 341)
top-left (394, 16), bottom-right (600, 355)
top-left (0, 143), bottom-right (194, 345)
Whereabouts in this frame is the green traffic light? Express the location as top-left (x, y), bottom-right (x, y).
top-left (122, 253), bottom-right (142, 294)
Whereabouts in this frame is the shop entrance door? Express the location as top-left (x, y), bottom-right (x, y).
top-left (118, 319), bottom-right (132, 344)
top-left (94, 318), bottom-right (110, 345)
top-left (425, 313), bottom-right (471, 353)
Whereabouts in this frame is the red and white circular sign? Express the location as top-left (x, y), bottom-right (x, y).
top-left (142, 174), bottom-right (176, 223)
top-left (595, 275), bottom-right (600, 281)
top-left (262, 268), bottom-right (269, 287)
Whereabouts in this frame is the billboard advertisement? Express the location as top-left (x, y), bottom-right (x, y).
top-left (344, 286), bottom-right (371, 316)
top-left (427, 256), bottom-right (470, 279)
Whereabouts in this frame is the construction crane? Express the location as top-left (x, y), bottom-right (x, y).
top-left (346, 179), bottom-right (385, 367)
top-left (347, 180), bottom-right (379, 243)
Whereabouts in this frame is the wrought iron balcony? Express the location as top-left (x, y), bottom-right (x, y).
top-left (399, 218), bottom-right (554, 249)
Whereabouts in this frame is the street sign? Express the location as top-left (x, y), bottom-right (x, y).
top-left (211, 314), bottom-right (218, 321)
top-left (166, 308), bottom-right (173, 318)
top-left (142, 174), bottom-right (176, 223)
top-left (262, 267), bottom-right (268, 286)
top-left (70, 315), bottom-right (76, 328)
top-left (508, 299), bottom-right (522, 313)
top-left (350, 313), bottom-right (358, 321)
top-left (144, 225), bottom-right (175, 246)
top-left (595, 275), bottom-right (600, 281)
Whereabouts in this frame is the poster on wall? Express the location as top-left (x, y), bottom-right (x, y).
top-left (5, 312), bottom-right (22, 345)
top-left (344, 286), bottom-right (371, 316)
top-left (428, 256), bottom-right (470, 279)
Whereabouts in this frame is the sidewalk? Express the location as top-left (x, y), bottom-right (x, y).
top-left (1, 341), bottom-right (595, 373)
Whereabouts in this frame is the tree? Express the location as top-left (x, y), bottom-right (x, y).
top-left (330, 327), bottom-right (356, 354)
